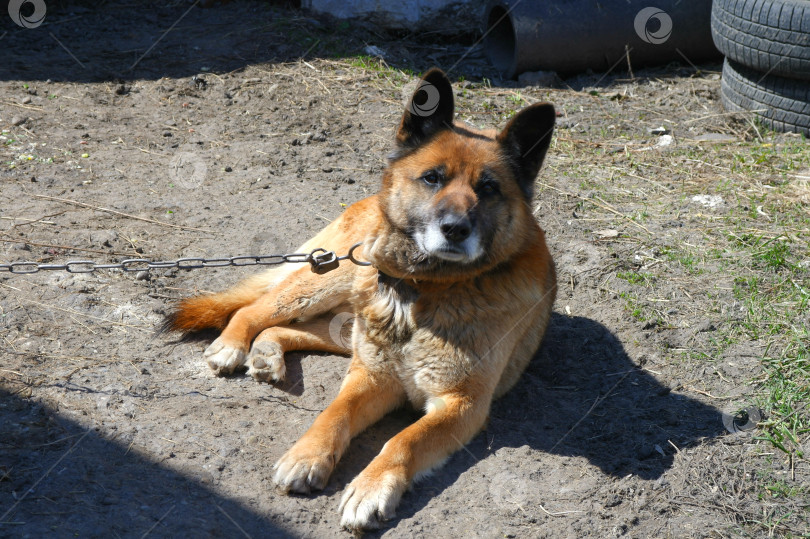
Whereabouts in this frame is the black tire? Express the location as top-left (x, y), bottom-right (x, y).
top-left (711, 0), bottom-right (810, 80)
top-left (721, 58), bottom-right (810, 134)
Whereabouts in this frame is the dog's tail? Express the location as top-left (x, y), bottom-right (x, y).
top-left (160, 275), bottom-right (267, 335)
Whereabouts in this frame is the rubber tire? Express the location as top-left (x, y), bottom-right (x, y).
top-left (721, 58), bottom-right (810, 134)
top-left (711, 0), bottom-right (810, 80)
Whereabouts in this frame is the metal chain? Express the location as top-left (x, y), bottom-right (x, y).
top-left (0, 242), bottom-right (370, 275)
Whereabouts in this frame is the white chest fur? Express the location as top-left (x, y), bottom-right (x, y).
top-left (357, 275), bottom-right (501, 410)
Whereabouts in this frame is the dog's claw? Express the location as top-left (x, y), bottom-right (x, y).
top-left (273, 448), bottom-right (334, 494)
top-left (339, 469), bottom-right (405, 531)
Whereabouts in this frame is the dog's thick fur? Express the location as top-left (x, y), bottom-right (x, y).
top-left (164, 68), bottom-right (557, 530)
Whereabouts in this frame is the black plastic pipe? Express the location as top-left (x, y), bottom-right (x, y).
top-left (485, 0), bottom-right (721, 78)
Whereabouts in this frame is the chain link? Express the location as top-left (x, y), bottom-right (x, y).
top-left (0, 242), bottom-right (370, 275)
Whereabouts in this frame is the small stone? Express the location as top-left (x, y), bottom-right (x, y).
top-left (21, 96), bottom-right (32, 104)
top-left (224, 166), bottom-right (232, 172)
top-left (692, 194), bottom-right (723, 208)
top-left (694, 133), bottom-right (736, 143)
top-left (517, 70), bottom-right (561, 87)
top-left (101, 494), bottom-right (120, 505)
top-left (694, 320), bottom-right (717, 333)
top-left (654, 134), bottom-right (674, 148)
top-left (363, 45), bottom-right (386, 59)
top-left (11, 116), bottom-right (25, 126)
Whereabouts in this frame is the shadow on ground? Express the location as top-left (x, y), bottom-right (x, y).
top-left (507, 313), bottom-right (726, 477)
top-left (0, 0), bottom-right (487, 84)
top-left (2, 312), bottom-right (726, 536)
top-left (0, 387), bottom-right (291, 537)
top-left (376, 312), bottom-right (727, 533)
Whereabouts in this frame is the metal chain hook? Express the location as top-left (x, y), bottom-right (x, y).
top-left (308, 242), bottom-right (371, 275)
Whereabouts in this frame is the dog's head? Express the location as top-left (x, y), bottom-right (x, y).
top-left (369, 68), bottom-right (555, 281)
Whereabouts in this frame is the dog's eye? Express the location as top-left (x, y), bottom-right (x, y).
top-left (421, 171), bottom-right (441, 185)
top-left (477, 181), bottom-right (499, 196)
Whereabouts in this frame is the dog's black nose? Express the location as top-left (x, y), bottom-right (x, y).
top-left (440, 215), bottom-right (472, 242)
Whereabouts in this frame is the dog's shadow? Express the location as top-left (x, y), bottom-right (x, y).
top-left (332, 312), bottom-right (727, 533)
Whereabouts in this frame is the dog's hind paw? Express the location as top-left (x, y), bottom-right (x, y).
top-left (203, 337), bottom-right (246, 375)
top-left (247, 341), bottom-right (286, 383)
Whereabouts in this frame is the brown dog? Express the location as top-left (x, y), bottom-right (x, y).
top-left (164, 68), bottom-right (557, 530)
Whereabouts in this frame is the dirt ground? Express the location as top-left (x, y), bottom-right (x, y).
top-left (1, 1), bottom-right (808, 538)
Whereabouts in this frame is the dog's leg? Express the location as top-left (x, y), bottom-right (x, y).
top-left (339, 391), bottom-right (490, 530)
top-left (194, 196), bottom-right (380, 375)
top-left (204, 263), bottom-right (355, 375)
top-left (273, 362), bottom-right (406, 493)
top-left (246, 313), bottom-right (352, 382)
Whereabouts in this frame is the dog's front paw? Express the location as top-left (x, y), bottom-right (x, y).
top-left (203, 337), bottom-right (246, 375)
top-left (273, 444), bottom-right (335, 494)
top-left (247, 340), bottom-right (286, 383)
top-left (339, 466), bottom-right (407, 531)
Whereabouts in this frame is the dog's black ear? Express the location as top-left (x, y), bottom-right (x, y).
top-left (395, 68), bottom-right (455, 151)
top-left (496, 103), bottom-right (556, 199)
